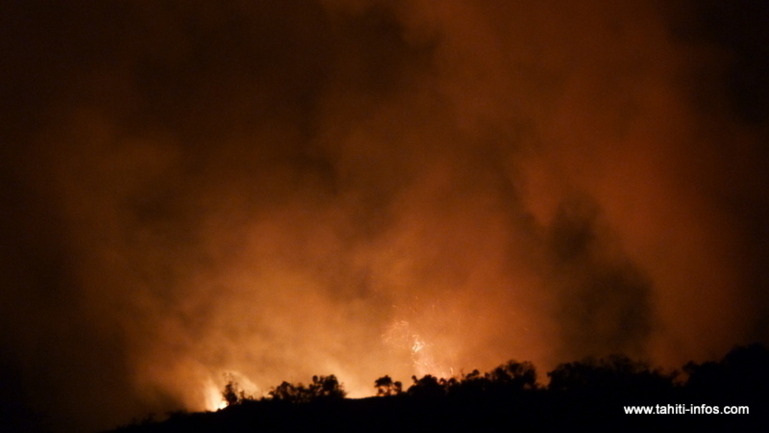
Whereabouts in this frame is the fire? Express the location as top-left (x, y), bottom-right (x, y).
top-left (384, 319), bottom-right (452, 378)
top-left (203, 380), bottom-right (228, 411)
top-left (201, 370), bottom-right (261, 410)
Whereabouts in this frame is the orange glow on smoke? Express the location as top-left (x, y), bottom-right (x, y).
top-left (3, 2), bottom-right (769, 432)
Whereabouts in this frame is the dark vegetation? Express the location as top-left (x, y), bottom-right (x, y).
top-left (107, 344), bottom-right (768, 432)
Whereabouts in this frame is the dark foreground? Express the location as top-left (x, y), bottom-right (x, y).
top-left (110, 393), bottom-right (764, 433)
top-left (107, 344), bottom-right (768, 432)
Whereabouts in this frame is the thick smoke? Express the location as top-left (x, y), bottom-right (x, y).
top-left (1, 1), bottom-right (768, 431)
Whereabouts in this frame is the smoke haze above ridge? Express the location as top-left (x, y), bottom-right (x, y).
top-left (1, 1), bottom-right (768, 431)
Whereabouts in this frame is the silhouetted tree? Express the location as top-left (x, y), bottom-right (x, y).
top-left (268, 375), bottom-right (346, 403)
top-left (308, 375), bottom-right (346, 400)
top-left (721, 343), bottom-right (769, 396)
top-left (486, 360), bottom-right (537, 390)
top-left (222, 381), bottom-right (243, 407)
top-left (548, 354), bottom-right (674, 397)
top-left (374, 375), bottom-right (402, 396)
top-left (448, 369), bottom-right (490, 397)
top-left (407, 375), bottom-right (445, 398)
top-left (269, 381), bottom-right (305, 403)
top-left (684, 343), bottom-right (769, 402)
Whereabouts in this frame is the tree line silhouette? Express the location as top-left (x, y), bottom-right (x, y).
top-left (109, 344), bottom-right (768, 432)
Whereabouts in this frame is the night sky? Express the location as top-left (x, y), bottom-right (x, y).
top-left (2, 1), bottom-right (769, 431)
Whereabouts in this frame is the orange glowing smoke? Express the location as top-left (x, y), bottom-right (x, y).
top-left (1, 1), bottom-right (769, 432)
